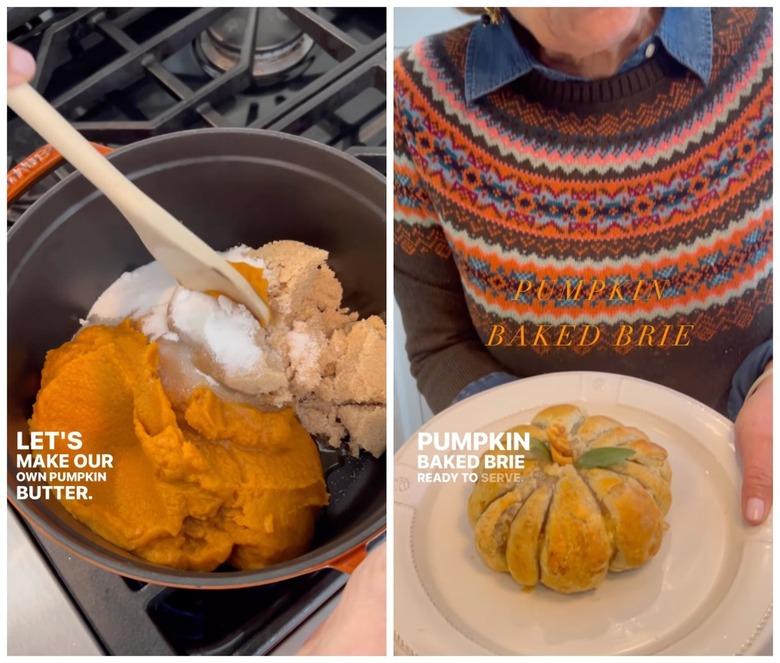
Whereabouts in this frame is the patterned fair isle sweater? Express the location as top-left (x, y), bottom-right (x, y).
top-left (394, 8), bottom-right (772, 414)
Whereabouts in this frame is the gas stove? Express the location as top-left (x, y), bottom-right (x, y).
top-left (7, 6), bottom-right (386, 223)
top-left (6, 6), bottom-right (386, 655)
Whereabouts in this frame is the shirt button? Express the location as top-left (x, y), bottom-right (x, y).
top-left (645, 42), bottom-right (656, 59)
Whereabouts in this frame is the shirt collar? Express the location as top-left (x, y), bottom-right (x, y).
top-left (465, 8), bottom-right (713, 102)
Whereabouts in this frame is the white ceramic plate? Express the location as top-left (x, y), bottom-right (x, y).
top-left (395, 372), bottom-right (772, 655)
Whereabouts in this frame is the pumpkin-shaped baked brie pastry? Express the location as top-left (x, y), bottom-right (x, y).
top-left (468, 404), bottom-right (671, 594)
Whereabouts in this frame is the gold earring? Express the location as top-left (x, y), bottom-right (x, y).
top-left (481, 8), bottom-right (502, 26)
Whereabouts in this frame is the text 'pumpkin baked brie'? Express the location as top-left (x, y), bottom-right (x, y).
top-left (468, 404), bottom-right (672, 594)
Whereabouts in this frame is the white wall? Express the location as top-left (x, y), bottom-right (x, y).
top-left (393, 9), bottom-right (472, 450)
top-left (394, 8), bottom-right (471, 55)
top-left (393, 301), bottom-right (432, 450)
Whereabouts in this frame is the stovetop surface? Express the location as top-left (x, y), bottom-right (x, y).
top-left (8, 6), bottom-right (386, 223)
top-left (11, 508), bottom-right (347, 655)
top-left (7, 6), bottom-right (386, 655)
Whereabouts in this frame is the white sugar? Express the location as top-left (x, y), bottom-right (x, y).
top-left (86, 246), bottom-right (262, 342)
top-left (88, 261), bottom-right (176, 340)
top-left (169, 289), bottom-right (262, 374)
top-left (203, 296), bottom-right (263, 372)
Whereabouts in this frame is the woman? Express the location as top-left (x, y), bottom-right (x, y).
top-left (394, 8), bottom-right (772, 523)
top-left (8, 44), bottom-right (34, 86)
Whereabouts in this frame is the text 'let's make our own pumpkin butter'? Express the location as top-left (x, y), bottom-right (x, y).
top-left (29, 322), bottom-right (328, 572)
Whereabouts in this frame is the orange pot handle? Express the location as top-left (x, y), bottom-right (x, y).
top-left (327, 527), bottom-right (386, 575)
top-left (7, 142), bottom-right (114, 205)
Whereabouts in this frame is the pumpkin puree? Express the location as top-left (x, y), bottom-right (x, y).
top-left (29, 321), bottom-right (328, 571)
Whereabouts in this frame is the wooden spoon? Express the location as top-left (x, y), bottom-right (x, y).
top-left (7, 83), bottom-right (271, 326)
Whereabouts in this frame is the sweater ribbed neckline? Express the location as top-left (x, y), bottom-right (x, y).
top-left (519, 52), bottom-right (676, 106)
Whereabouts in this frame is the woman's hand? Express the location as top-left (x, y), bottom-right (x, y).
top-left (297, 543), bottom-right (386, 655)
top-left (735, 373), bottom-right (772, 525)
top-left (8, 44), bottom-right (35, 87)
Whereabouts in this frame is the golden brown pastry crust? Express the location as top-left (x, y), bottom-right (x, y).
top-left (505, 482), bottom-right (553, 587)
top-left (576, 415), bottom-right (621, 443)
top-left (467, 425), bottom-right (543, 526)
top-left (474, 483), bottom-right (536, 572)
top-left (532, 404), bottom-right (585, 435)
top-left (468, 404), bottom-right (672, 594)
top-left (540, 466), bottom-right (612, 593)
top-left (582, 468), bottom-right (664, 572)
top-left (610, 459), bottom-right (672, 515)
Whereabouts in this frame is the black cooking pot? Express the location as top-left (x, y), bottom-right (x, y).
top-left (7, 128), bottom-right (386, 588)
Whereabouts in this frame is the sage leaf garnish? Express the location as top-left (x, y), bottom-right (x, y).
top-left (527, 437), bottom-right (551, 464)
top-left (575, 446), bottom-right (635, 469)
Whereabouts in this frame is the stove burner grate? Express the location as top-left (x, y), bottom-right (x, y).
top-left (195, 8), bottom-right (315, 85)
top-left (7, 8), bottom-right (386, 145)
top-left (7, 7), bottom-right (386, 226)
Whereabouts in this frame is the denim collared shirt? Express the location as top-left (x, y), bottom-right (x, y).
top-left (465, 8), bottom-right (713, 102)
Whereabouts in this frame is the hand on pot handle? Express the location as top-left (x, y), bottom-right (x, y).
top-left (297, 542), bottom-right (386, 656)
top-left (735, 364), bottom-right (773, 525)
top-left (8, 44), bottom-right (35, 88)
